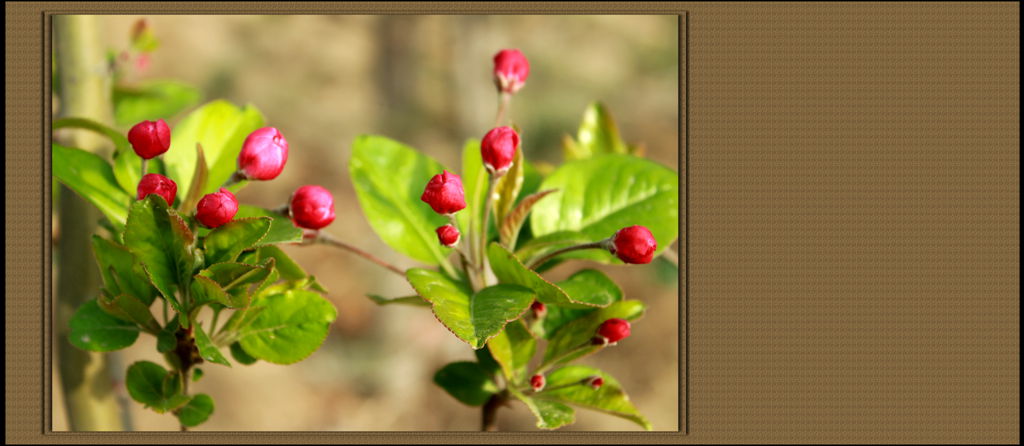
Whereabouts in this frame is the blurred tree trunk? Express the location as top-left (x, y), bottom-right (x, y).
top-left (54, 15), bottom-right (128, 431)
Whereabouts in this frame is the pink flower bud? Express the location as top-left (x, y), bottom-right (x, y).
top-left (196, 188), bottom-right (238, 228)
top-left (480, 126), bottom-right (519, 174)
top-left (596, 318), bottom-right (631, 345)
top-left (435, 224), bottom-right (460, 247)
top-left (610, 225), bottom-right (657, 264)
top-left (420, 170), bottom-right (466, 215)
top-left (127, 119), bottom-right (171, 159)
top-left (290, 185), bottom-right (335, 230)
top-left (587, 376), bottom-right (604, 390)
top-left (531, 300), bottom-right (546, 319)
top-left (136, 173), bottom-right (177, 206)
top-left (493, 49), bottom-right (529, 94)
top-left (237, 127), bottom-right (289, 180)
top-left (530, 374), bottom-right (545, 392)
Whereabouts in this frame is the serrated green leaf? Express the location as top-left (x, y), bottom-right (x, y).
top-left (191, 274), bottom-right (236, 308)
top-left (125, 361), bottom-right (190, 413)
top-left (366, 294), bottom-right (430, 307)
top-left (406, 268), bottom-right (534, 349)
top-left (512, 389), bottom-right (575, 430)
top-left (235, 206), bottom-right (304, 246)
top-left (193, 323), bottom-right (230, 366)
top-left (537, 269), bottom-right (623, 339)
top-left (493, 149), bottom-right (525, 230)
top-left (527, 154), bottom-right (678, 264)
top-left (157, 315), bottom-right (179, 353)
top-left (124, 195), bottom-right (195, 304)
top-left (565, 102), bottom-right (629, 161)
top-left (540, 365), bottom-right (651, 430)
top-left (349, 135), bottom-right (451, 266)
top-left (52, 143), bottom-right (130, 225)
top-left (236, 290), bottom-right (337, 364)
top-left (456, 139), bottom-right (487, 246)
top-left (203, 217), bottom-right (272, 265)
top-left (97, 292), bottom-right (160, 334)
top-left (195, 261), bottom-right (272, 308)
top-left (257, 245), bottom-right (306, 280)
top-left (433, 361), bottom-right (499, 406)
top-left (112, 80), bottom-right (201, 127)
top-left (68, 299), bottom-right (140, 352)
top-left (162, 100), bottom-right (265, 199)
top-left (487, 319), bottom-right (536, 384)
top-left (92, 235), bottom-right (158, 305)
top-left (542, 300), bottom-right (646, 368)
top-left (175, 393), bottom-right (214, 427)
top-left (486, 243), bottom-right (603, 309)
top-left (177, 143), bottom-right (208, 213)
top-left (229, 341), bottom-right (258, 365)
top-left (499, 189), bottom-right (557, 249)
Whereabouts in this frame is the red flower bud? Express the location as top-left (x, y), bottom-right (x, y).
top-left (196, 188), bottom-right (239, 228)
top-left (290, 185), bottom-right (336, 230)
top-left (238, 127), bottom-right (289, 180)
top-left (610, 225), bottom-right (657, 264)
top-left (136, 173), bottom-right (177, 206)
top-left (596, 318), bottom-right (631, 345)
top-left (587, 376), bottom-right (604, 390)
top-left (531, 300), bottom-right (546, 319)
top-left (435, 224), bottom-right (460, 247)
top-left (480, 126), bottom-right (519, 174)
top-left (530, 374), bottom-right (545, 392)
top-left (420, 170), bottom-right (466, 215)
top-left (127, 119), bottom-right (171, 159)
top-left (493, 49), bottom-right (529, 94)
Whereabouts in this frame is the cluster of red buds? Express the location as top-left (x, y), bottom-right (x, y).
top-left (129, 119), bottom-right (336, 232)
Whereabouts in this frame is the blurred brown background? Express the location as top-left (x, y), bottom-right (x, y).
top-left (52, 14), bottom-right (680, 431)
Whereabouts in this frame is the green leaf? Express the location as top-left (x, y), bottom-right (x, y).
top-left (52, 117), bottom-right (155, 199)
top-left (229, 341), bottom-right (258, 365)
top-left (456, 139), bottom-right (486, 242)
top-left (542, 301), bottom-right (646, 367)
top-left (486, 243), bottom-right (604, 309)
top-left (203, 217), bottom-right (272, 265)
top-left (124, 195), bottom-right (195, 303)
top-left (175, 394), bottom-right (214, 427)
top-left (97, 292), bottom-right (159, 334)
top-left (193, 323), bottom-right (230, 367)
top-left (564, 102), bottom-right (629, 161)
top-left (512, 390), bottom-right (575, 430)
top-left (349, 135), bottom-right (451, 266)
top-left (236, 290), bottom-right (337, 364)
top-left (177, 143), bottom-right (208, 213)
top-left (235, 206), bottom-right (303, 246)
top-left (68, 299), bottom-right (140, 352)
top-left (540, 365), bottom-right (651, 430)
top-left (475, 346), bottom-right (502, 377)
top-left (366, 294), bottom-right (430, 307)
top-left (52, 144), bottom-right (130, 225)
top-left (92, 235), bottom-right (158, 305)
top-left (537, 269), bottom-right (623, 339)
top-left (112, 80), bottom-right (202, 127)
top-left (487, 319), bottom-right (536, 384)
top-left (499, 189), bottom-right (557, 249)
top-left (191, 274), bottom-right (236, 308)
top-left (406, 268), bottom-right (534, 349)
top-left (191, 368), bottom-right (204, 382)
top-left (257, 245), bottom-right (306, 280)
top-left (157, 315), bottom-right (179, 353)
top-left (197, 261), bottom-right (274, 308)
top-left (433, 361), bottom-right (499, 406)
top-left (163, 100), bottom-right (265, 199)
top-left (493, 148), bottom-right (525, 230)
top-left (125, 361), bottom-right (190, 413)
top-left (528, 154), bottom-right (678, 264)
